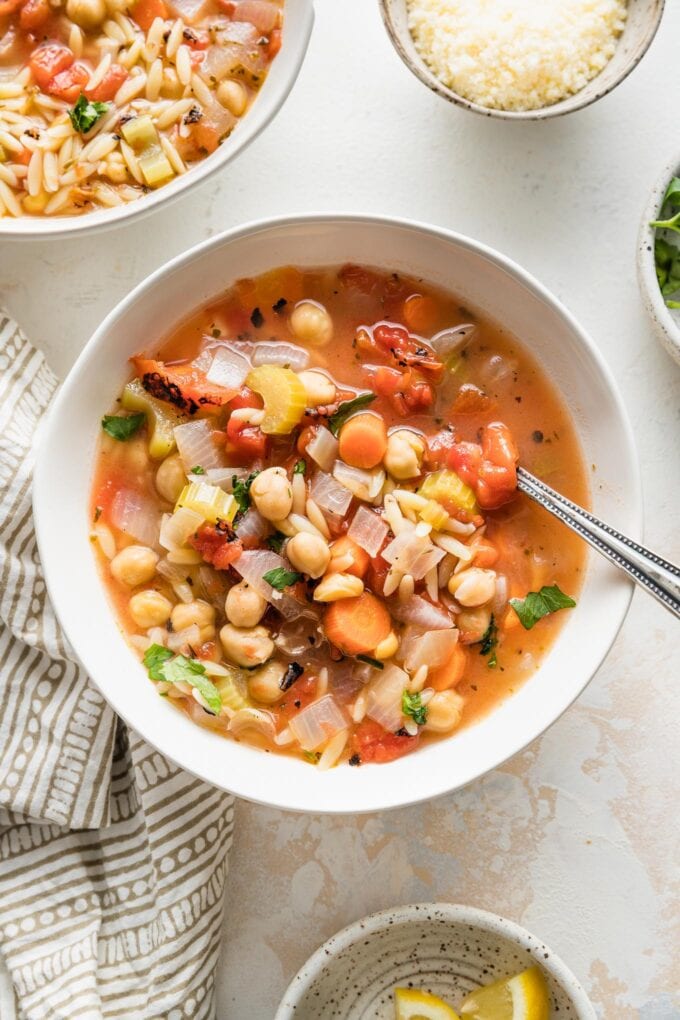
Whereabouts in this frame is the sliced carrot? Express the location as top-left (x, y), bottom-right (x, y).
top-left (324, 592), bottom-right (391, 656)
top-left (403, 293), bottom-right (440, 334)
top-left (328, 536), bottom-right (369, 579)
top-left (428, 644), bottom-right (467, 691)
top-left (338, 412), bottom-right (387, 470)
top-left (132, 0), bottom-right (168, 30)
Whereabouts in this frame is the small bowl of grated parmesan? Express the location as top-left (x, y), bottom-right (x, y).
top-left (380, 0), bottom-right (664, 119)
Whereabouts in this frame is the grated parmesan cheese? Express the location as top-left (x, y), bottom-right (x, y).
top-left (407, 0), bottom-right (628, 112)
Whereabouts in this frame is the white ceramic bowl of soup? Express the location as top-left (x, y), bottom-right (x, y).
top-left (33, 214), bottom-right (641, 814)
top-left (275, 903), bottom-right (597, 1019)
top-left (0, 0), bottom-right (313, 240)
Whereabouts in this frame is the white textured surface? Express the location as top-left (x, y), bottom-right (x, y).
top-left (2, 1), bottom-right (679, 1017)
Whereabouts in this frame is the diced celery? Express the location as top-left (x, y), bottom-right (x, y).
top-left (419, 498), bottom-right (449, 531)
top-left (0, 144), bottom-right (6, 163)
top-left (245, 365), bottom-right (307, 435)
top-left (213, 670), bottom-right (250, 713)
top-left (121, 378), bottom-right (184, 459)
top-left (138, 146), bottom-right (174, 188)
top-left (176, 481), bottom-right (237, 524)
top-left (121, 115), bottom-right (158, 151)
top-left (418, 470), bottom-right (478, 515)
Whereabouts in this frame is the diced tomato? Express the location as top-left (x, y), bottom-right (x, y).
top-left (0, 0), bottom-right (22, 16)
top-left (425, 429), bottom-right (456, 468)
top-left (452, 383), bottom-right (493, 415)
top-left (183, 27), bottom-right (210, 49)
top-left (132, 0), bottom-right (168, 31)
top-left (374, 322), bottom-right (411, 356)
top-left (373, 365), bottom-right (405, 398)
top-left (339, 263), bottom-right (382, 294)
top-left (47, 63), bottom-right (89, 102)
top-left (190, 120), bottom-right (220, 155)
top-left (19, 0), bottom-right (49, 32)
top-left (216, 0), bottom-right (236, 12)
top-left (195, 640), bottom-right (216, 660)
top-left (366, 551), bottom-right (390, 596)
top-left (372, 322), bottom-right (444, 381)
top-left (14, 147), bottom-right (32, 166)
top-left (225, 415), bottom-right (268, 458)
top-left (266, 27), bottom-right (281, 59)
top-left (447, 422), bottom-right (518, 510)
top-left (274, 675), bottom-right (318, 725)
top-left (30, 44), bottom-right (74, 90)
top-left (351, 719), bottom-right (419, 764)
top-left (403, 380), bottom-right (434, 412)
top-left (189, 523), bottom-right (243, 570)
top-left (229, 385), bottom-right (261, 411)
top-left (86, 64), bottom-right (128, 102)
top-left (447, 441), bottom-right (482, 488)
top-left (132, 357), bottom-right (235, 415)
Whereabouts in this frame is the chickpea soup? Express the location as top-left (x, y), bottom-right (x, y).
top-left (91, 263), bottom-right (587, 769)
top-left (0, 0), bottom-right (282, 216)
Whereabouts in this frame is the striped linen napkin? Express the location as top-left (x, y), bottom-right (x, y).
top-left (0, 312), bottom-right (235, 1020)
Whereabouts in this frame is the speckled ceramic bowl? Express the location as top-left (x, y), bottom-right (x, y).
top-left (275, 903), bottom-right (597, 1019)
top-left (637, 153), bottom-right (680, 366)
top-left (379, 0), bottom-right (664, 121)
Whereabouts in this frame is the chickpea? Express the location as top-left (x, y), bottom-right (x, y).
top-left (290, 300), bottom-right (333, 347)
top-left (456, 606), bottom-right (492, 644)
top-left (424, 690), bottom-right (464, 733)
top-left (448, 568), bottom-right (496, 607)
top-left (250, 467), bottom-right (293, 522)
top-left (384, 429), bottom-right (425, 480)
top-left (129, 590), bottom-right (172, 629)
top-left (217, 79), bottom-right (248, 116)
top-left (171, 600), bottom-right (216, 642)
top-left (219, 624), bottom-right (274, 668)
top-left (225, 581), bottom-right (267, 628)
top-left (110, 545), bottom-right (159, 588)
top-left (66, 0), bottom-right (106, 29)
top-left (298, 370), bottom-right (336, 408)
top-left (247, 660), bottom-right (287, 704)
top-left (156, 454), bottom-right (185, 503)
top-left (286, 532), bottom-right (330, 579)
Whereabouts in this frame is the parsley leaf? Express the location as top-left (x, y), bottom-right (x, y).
top-left (69, 94), bottom-right (109, 134)
top-left (232, 471), bottom-right (259, 515)
top-left (509, 584), bottom-right (576, 630)
top-left (143, 644), bottom-right (173, 681)
top-left (191, 465), bottom-right (206, 475)
top-left (478, 614), bottom-right (498, 667)
top-left (356, 654), bottom-right (384, 670)
top-left (293, 459), bottom-right (306, 475)
top-left (328, 392), bottom-right (376, 436)
top-left (267, 532), bottom-right (287, 554)
top-left (263, 567), bottom-right (302, 591)
top-left (102, 412), bottom-right (145, 441)
top-left (402, 690), bottom-right (427, 726)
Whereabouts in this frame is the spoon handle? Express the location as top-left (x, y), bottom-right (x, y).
top-left (516, 467), bottom-right (680, 620)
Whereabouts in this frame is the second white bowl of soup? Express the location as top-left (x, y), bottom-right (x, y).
top-left (33, 214), bottom-right (640, 813)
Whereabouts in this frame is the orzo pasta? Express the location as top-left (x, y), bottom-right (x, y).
top-left (0, 0), bottom-right (282, 216)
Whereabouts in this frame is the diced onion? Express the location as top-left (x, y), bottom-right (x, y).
top-left (233, 549), bottom-right (304, 620)
top-left (235, 508), bottom-right (270, 546)
top-left (288, 694), bottom-right (348, 751)
top-left (157, 557), bottom-right (192, 584)
top-left (402, 628), bottom-right (458, 672)
top-left (174, 420), bottom-right (223, 472)
top-left (191, 349), bottom-right (213, 372)
top-left (205, 344), bottom-right (251, 391)
top-left (366, 664), bottom-right (408, 733)
top-left (390, 595), bottom-right (453, 630)
top-left (329, 661), bottom-right (364, 704)
top-left (252, 341), bottom-right (310, 372)
top-left (493, 574), bottom-right (509, 614)
top-left (159, 506), bottom-right (204, 551)
top-left (382, 532), bottom-right (445, 580)
top-left (166, 624), bottom-right (200, 652)
top-left (310, 470), bottom-right (352, 518)
top-left (110, 489), bottom-right (161, 547)
top-left (430, 324), bottom-right (475, 359)
top-left (333, 460), bottom-right (385, 503)
top-left (306, 427), bottom-right (339, 472)
top-left (204, 466), bottom-right (251, 490)
top-left (348, 505), bottom-right (389, 558)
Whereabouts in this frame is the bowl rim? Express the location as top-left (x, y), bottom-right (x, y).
top-left (33, 211), bottom-right (642, 814)
top-left (378, 0), bottom-right (665, 121)
top-left (637, 152), bottom-right (680, 365)
top-left (0, 0), bottom-right (314, 241)
top-left (274, 901), bottom-right (597, 1019)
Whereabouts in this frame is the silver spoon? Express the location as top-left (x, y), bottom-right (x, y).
top-left (517, 467), bottom-right (680, 619)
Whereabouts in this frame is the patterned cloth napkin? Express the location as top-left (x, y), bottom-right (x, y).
top-left (0, 312), bottom-right (235, 1020)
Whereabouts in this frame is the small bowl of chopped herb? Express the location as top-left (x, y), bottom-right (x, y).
top-left (638, 159), bottom-right (680, 365)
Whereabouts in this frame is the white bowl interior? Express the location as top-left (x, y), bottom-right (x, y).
top-left (275, 903), bottom-right (596, 1019)
top-left (381, 0), bottom-right (664, 120)
top-left (33, 215), bottom-right (640, 814)
top-left (1, 0), bottom-right (313, 239)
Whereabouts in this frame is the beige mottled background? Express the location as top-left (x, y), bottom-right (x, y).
top-left (2, 1), bottom-right (679, 1016)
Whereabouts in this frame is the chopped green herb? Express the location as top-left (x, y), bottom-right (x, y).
top-left (650, 179), bottom-right (680, 306)
top-left (191, 465), bottom-right (206, 475)
top-left (267, 532), bottom-right (287, 554)
top-left (356, 654), bottom-right (384, 670)
top-left (101, 412), bottom-right (145, 441)
top-left (478, 614), bottom-right (498, 665)
top-left (263, 567), bottom-right (302, 591)
top-left (232, 470), bottom-right (259, 515)
top-left (487, 651), bottom-right (497, 668)
top-left (69, 94), bottom-right (109, 134)
top-left (509, 584), bottom-right (576, 630)
top-left (328, 392), bottom-right (376, 436)
top-left (303, 750), bottom-right (321, 764)
top-left (402, 690), bottom-right (427, 726)
top-left (650, 210), bottom-right (680, 235)
top-left (93, 506), bottom-right (103, 522)
top-left (143, 643), bottom-right (173, 681)
top-left (293, 459), bottom-right (306, 475)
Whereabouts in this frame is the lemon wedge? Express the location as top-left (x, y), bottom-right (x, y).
top-left (394, 987), bottom-right (461, 1020)
top-left (460, 966), bottom-right (550, 1020)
